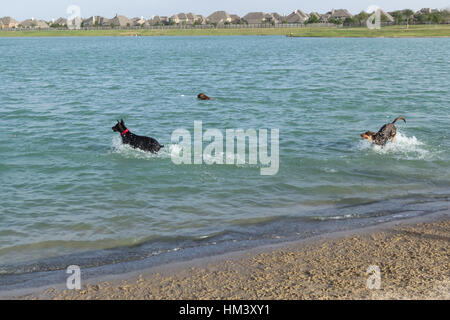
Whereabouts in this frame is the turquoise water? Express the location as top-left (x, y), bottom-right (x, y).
top-left (0, 36), bottom-right (449, 287)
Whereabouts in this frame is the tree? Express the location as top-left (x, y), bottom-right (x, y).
top-left (328, 17), bottom-right (342, 25)
top-left (329, 17), bottom-right (342, 25)
top-left (417, 14), bottom-right (429, 24)
top-left (430, 13), bottom-right (443, 24)
top-left (391, 11), bottom-right (403, 25)
top-left (380, 13), bottom-right (389, 22)
top-left (305, 14), bottom-right (319, 24)
top-left (354, 11), bottom-right (369, 26)
top-left (443, 10), bottom-right (450, 23)
top-left (403, 9), bottom-right (414, 28)
top-left (344, 17), bottom-right (355, 26)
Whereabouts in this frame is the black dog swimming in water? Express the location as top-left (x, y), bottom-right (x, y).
top-left (112, 119), bottom-right (163, 153)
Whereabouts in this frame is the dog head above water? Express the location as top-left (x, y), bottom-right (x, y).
top-left (361, 131), bottom-right (376, 142)
top-left (197, 93), bottom-right (210, 100)
top-left (112, 119), bottom-right (127, 133)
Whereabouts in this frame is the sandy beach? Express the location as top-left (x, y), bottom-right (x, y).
top-left (14, 212), bottom-right (449, 300)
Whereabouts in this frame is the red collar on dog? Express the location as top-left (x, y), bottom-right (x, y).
top-left (121, 129), bottom-right (129, 136)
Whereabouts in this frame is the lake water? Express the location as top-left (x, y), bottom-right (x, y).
top-left (0, 36), bottom-right (449, 289)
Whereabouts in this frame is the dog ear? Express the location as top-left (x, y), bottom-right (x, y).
top-left (120, 119), bottom-right (124, 125)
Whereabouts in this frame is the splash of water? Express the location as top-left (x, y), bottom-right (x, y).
top-left (358, 132), bottom-right (430, 160)
top-left (110, 135), bottom-right (175, 160)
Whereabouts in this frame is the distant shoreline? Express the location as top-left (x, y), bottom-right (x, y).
top-left (1, 25), bottom-right (449, 38)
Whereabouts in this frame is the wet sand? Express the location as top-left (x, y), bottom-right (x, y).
top-left (15, 214), bottom-right (450, 300)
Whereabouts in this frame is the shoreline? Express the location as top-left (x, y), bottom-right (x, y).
top-left (1, 25), bottom-right (449, 38)
top-left (1, 194), bottom-right (447, 296)
top-left (5, 209), bottom-right (449, 300)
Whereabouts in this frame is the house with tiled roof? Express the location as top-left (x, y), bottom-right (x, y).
top-left (100, 17), bottom-right (112, 27)
top-left (110, 14), bottom-right (132, 27)
top-left (169, 14), bottom-right (180, 24)
top-left (132, 16), bottom-right (147, 27)
top-left (53, 17), bottom-right (68, 27)
top-left (0, 16), bottom-right (19, 29)
top-left (243, 12), bottom-right (266, 24)
top-left (149, 16), bottom-right (170, 26)
top-left (82, 16), bottom-right (102, 27)
top-left (21, 18), bottom-right (49, 29)
top-left (319, 13), bottom-right (331, 23)
top-left (229, 14), bottom-right (241, 24)
top-left (329, 9), bottom-right (353, 20)
top-left (286, 10), bottom-right (309, 23)
top-left (207, 11), bottom-right (231, 24)
top-left (266, 13), bottom-right (284, 24)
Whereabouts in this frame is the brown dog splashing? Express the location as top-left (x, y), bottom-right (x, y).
top-left (197, 93), bottom-right (210, 100)
top-left (361, 116), bottom-right (406, 146)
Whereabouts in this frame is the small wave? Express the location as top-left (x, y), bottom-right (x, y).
top-left (312, 214), bottom-right (356, 221)
top-left (202, 151), bottom-right (260, 168)
top-left (358, 132), bottom-right (430, 160)
top-left (110, 137), bottom-right (263, 167)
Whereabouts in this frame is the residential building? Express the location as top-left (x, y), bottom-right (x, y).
top-left (53, 17), bottom-right (68, 27)
top-left (82, 16), bottom-right (103, 27)
top-left (132, 16), bottom-right (147, 27)
top-left (243, 12), bottom-right (266, 24)
top-left (21, 18), bottom-right (49, 29)
top-left (0, 16), bottom-right (19, 29)
top-left (319, 13), bottom-right (331, 23)
top-left (101, 18), bottom-right (112, 27)
top-left (207, 11), bottom-right (232, 24)
top-left (329, 9), bottom-right (353, 20)
top-left (286, 9), bottom-right (309, 23)
top-left (228, 14), bottom-right (240, 24)
top-left (269, 13), bottom-right (285, 23)
top-left (110, 14), bottom-right (132, 27)
top-left (149, 16), bottom-right (170, 26)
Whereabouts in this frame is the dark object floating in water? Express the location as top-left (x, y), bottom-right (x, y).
top-left (197, 93), bottom-right (211, 100)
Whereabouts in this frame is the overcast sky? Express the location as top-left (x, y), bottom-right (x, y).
top-left (3, 0), bottom-right (450, 21)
